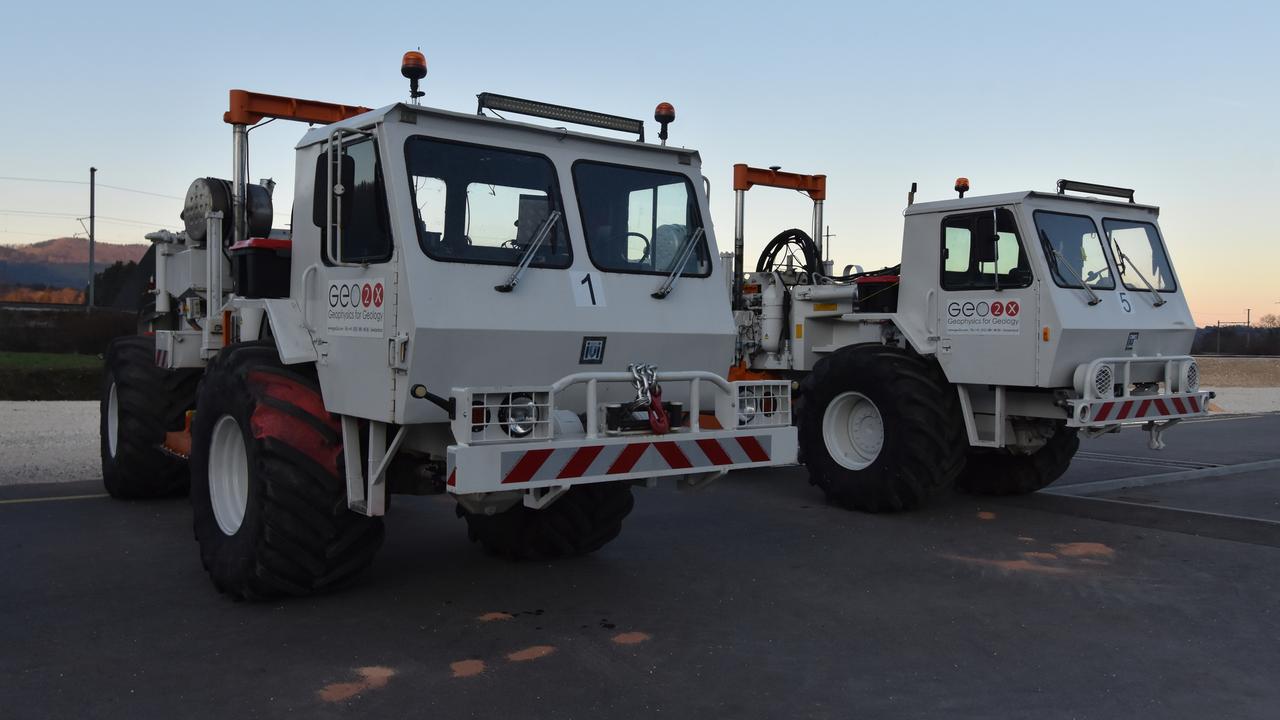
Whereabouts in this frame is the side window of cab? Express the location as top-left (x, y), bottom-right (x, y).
top-left (940, 209), bottom-right (1033, 291)
top-left (312, 138), bottom-right (393, 265)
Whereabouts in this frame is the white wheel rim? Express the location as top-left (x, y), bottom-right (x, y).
top-left (106, 381), bottom-right (120, 458)
top-left (209, 414), bottom-right (250, 535)
top-left (822, 391), bottom-right (885, 470)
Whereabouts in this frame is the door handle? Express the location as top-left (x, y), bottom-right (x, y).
top-left (299, 263), bottom-right (319, 331)
top-left (925, 288), bottom-right (937, 336)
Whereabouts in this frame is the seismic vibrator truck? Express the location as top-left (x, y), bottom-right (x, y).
top-left (100, 52), bottom-right (797, 598)
top-left (728, 167), bottom-right (1211, 512)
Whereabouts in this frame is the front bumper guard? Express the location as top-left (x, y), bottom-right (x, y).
top-left (446, 425), bottom-right (797, 494)
top-left (1065, 391), bottom-right (1214, 428)
top-left (445, 369), bottom-right (797, 495)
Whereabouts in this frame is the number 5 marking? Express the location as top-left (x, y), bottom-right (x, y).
top-left (1119, 291), bottom-right (1133, 313)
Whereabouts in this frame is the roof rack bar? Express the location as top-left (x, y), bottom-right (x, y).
top-left (1056, 179), bottom-right (1135, 203)
top-left (476, 92), bottom-right (645, 141)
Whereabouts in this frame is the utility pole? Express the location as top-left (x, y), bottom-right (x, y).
top-left (88, 167), bottom-right (96, 310)
top-left (1246, 309), bottom-right (1252, 352)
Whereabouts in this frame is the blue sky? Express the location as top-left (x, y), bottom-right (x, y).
top-left (1, 0), bottom-right (1275, 323)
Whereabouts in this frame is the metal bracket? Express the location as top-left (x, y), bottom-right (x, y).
top-left (523, 484), bottom-right (570, 510)
top-left (677, 470), bottom-right (727, 491)
top-left (956, 385), bottom-right (1005, 448)
top-left (340, 417), bottom-right (409, 516)
top-left (388, 332), bottom-right (409, 370)
top-left (1145, 418), bottom-right (1180, 450)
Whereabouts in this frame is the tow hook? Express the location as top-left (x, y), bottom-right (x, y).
top-left (628, 363), bottom-right (669, 435)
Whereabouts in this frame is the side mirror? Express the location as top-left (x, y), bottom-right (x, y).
top-left (311, 153), bottom-right (355, 231)
top-left (972, 210), bottom-right (999, 264)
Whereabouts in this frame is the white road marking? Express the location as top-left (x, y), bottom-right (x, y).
top-left (1046, 458), bottom-right (1280, 497)
top-left (0, 493), bottom-right (109, 506)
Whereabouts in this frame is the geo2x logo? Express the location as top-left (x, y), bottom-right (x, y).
top-left (328, 281), bottom-right (384, 309)
top-left (946, 299), bottom-right (1019, 318)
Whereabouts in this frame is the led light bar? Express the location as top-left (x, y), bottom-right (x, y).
top-left (476, 92), bottom-right (645, 141)
top-left (1056, 179), bottom-right (1136, 203)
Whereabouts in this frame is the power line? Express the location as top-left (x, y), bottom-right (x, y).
top-left (0, 229), bottom-right (58, 238)
top-left (0, 176), bottom-right (182, 200)
top-left (0, 210), bottom-right (169, 227)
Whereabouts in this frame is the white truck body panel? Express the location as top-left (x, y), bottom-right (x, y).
top-left (288, 104), bottom-right (734, 426)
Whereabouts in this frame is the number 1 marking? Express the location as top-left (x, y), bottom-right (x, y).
top-left (580, 273), bottom-right (597, 305)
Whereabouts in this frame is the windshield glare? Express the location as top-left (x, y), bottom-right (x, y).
top-left (1104, 219), bottom-right (1176, 292)
top-left (405, 137), bottom-right (570, 268)
top-left (1033, 211), bottom-right (1115, 290)
top-left (573, 162), bottom-right (709, 276)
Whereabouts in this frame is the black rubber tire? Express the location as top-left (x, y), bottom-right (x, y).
top-left (798, 344), bottom-right (966, 512)
top-left (458, 482), bottom-right (635, 561)
top-left (100, 335), bottom-right (200, 499)
top-left (956, 424), bottom-right (1080, 496)
top-left (189, 342), bottom-right (383, 599)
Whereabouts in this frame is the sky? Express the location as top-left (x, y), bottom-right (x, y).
top-left (1, 0), bottom-right (1275, 325)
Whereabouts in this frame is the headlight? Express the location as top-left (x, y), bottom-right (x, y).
top-left (760, 389), bottom-right (779, 417)
top-left (1093, 364), bottom-right (1114, 399)
top-left (1073, 363), bottom-right (1114, 398)
top-left (500, 394), bottom-right (537, 438)
top-left (737, 398), bottom-right (757, 426)
top-left (1180, 360), bottom-right (1200, 393)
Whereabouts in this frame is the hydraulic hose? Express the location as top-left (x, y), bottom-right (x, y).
top-left (756, 228), bottom-right (821, 275)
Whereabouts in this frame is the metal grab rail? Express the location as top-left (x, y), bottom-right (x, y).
top-left (452, 370), bottom-right (790, 444)
top-left (326, 125), bottom-right (376, 268)
top-left (550, 369), bottom-right (732, 394)
top-left (552, 369), bottom-right (733, 438)
top-left (1080, 354), bottom-right (1196, 401)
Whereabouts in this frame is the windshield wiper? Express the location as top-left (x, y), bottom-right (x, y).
top-left (1040, 229), bottom-right (1101, 306)
top-left (495, 210), bottom-right (561, 292)
top-left (651, 227), bottom-right (705, 299)
top-left (1109, 236), bottom-right (1167, 307)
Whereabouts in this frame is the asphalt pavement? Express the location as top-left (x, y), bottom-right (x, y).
top-left (1, 412), bottom-right (1278, 719)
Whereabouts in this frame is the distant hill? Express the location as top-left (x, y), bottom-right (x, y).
top-left (0, 237), bottom-right (148, 290)
top-left (0, 237), bottom-right (146, 264)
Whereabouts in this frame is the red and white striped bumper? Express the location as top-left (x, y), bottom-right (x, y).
top-left (445, 426), bottom-right (798, 495)
top-left (1066, 391), bottom-right (1213, 428)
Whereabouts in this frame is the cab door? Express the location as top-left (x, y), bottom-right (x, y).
top-left (312, 133), bottom-right (399, 421)
top-left (935, 207), bottom-right (1038, 386)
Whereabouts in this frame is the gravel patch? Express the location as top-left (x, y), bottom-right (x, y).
top-left (1206, 387), bottom-right (1280, 415)
top-left (1195, 357), bottom-right (1280, 388)
top-left (0, 401), bottom-right (100, 485)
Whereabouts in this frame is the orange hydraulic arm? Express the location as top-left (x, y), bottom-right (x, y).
top-left (221, 89), bottom-right (371, 248)
top-left (730, 163), bottom-right (829, 309)
top-left (223, 89), bottom-right (371, 126)
top-left (732, 163), bottom-right (826, 201)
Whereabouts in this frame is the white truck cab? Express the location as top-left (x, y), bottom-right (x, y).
top-left (734, 173), bottom-right (1210, 511)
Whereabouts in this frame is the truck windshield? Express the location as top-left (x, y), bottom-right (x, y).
top-left (405, 137), bottom-right (571, 268)
top-left (1033, 211), bottom-right (1115, 290)
top-left (1103, 219), bottom-right (1176, 292)
top-left (572, 161), bottom-right (709, 277)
